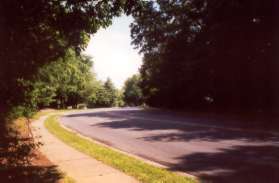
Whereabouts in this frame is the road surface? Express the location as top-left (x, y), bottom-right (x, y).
top-left (60, 108), bottom-right (279, 183)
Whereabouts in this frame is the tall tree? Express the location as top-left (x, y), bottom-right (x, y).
top-left (123, 75), bottom-right (143, 106)
top-left (131, 0), bottom-right (279, 111)
top-left (103, 78), bottom-right (118, 106)
top-left (31, 50), bottom-right (94, 109)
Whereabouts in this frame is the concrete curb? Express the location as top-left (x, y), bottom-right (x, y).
top-left (31, 113), bottom-right (139, 183)
top-left (58, 113), bottom-right (198, 180)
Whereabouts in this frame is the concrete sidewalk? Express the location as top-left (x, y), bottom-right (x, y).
top-left (31, 115), bottom-right (139, 183)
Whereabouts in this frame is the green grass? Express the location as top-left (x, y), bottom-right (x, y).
top-left (32, 109), bottom-right (69, 120)
top-left (45, 115), bottom-right (197, 183)
top-left (63, 175), bottom-right (76, 183)
top-left (32, 110), bottom-right (55, 120)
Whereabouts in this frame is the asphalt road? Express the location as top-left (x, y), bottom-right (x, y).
top-left (60, 108), bottom-right (279, 183)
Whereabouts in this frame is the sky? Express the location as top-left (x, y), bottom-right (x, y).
top-left (84, 15), bottom-right (142, 89)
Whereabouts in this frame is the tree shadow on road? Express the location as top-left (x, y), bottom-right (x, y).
top-left (66, 109), bottom-right (279, 131)
top-left (66, 110), bottom-right (279, 142)
top-left (65, 110), bottom-right (279, 182)
top-left (91, 120), bottom-right (279, 143)
top-left (169, 145), bottom-right (279, 183)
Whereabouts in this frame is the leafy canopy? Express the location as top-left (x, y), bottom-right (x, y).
top-left (131, 0), bottom-right (279, 111)
top-left (0, 0), bottom-right (141, 114)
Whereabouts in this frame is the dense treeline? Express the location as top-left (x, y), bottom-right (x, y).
top-left (131, 0), bottom-right (279, 112)
top-left (26, 50), bottom-right (121, 110)
top-left (27, 50), bottom-right (93, 109)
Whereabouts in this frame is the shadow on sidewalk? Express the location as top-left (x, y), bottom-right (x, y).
top-left (0, 165), bottom-right (63, 183)
top-left (0, 117), bottom-right (63, 183)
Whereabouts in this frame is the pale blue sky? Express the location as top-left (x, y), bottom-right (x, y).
top-left (84, 15), bottom-right (142, 89)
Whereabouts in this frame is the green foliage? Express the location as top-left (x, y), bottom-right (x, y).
top-left (131, 0), bottom-right (279, 111)
top-left (18, 49), bottom-right (94, 110)
top-left (87, 78), bottom-right (122, 108)
top-left (0, 0), bottom-right (141, 118)
top-left (103, 78), bottom-right (118, 106)
top-left (93, 85), bottom-right (113, 107)
top-left (36, 50), bottom-right (94, 108)
top-left (115, 90), bottom-right (125, 107)
top-left (123, 75), bottom-right (143, 106)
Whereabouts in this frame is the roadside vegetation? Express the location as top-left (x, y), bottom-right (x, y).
top-left (45, 115), bottom-right (197, 183)
top-left (123, 74), bottom-right (144, 106)
top-left (25, 49), bottom-right (124, 110)
top-left (131, 1), bottom-right (278, 114)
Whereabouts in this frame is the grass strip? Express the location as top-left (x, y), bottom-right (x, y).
top-left (45, 115), bottom-right (197, 183)
top-left (32, 109), bottom-right (69, 120)
top-left (32, 111), bottom-right (55, 120)
top-left (63, 175), bottom-right (76, 183)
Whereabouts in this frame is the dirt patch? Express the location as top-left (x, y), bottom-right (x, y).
top-left (0, 116), bottom-right (64, 183)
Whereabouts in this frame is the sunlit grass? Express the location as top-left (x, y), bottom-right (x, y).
top-left (32, 109), bottom-right (65, 120)
top-left (45, 115), bottom-right (197, 183)
top-left (62, 175), bottom-right (76, 183)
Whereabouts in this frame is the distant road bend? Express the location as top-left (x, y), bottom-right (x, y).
top-left (60, 108), bottom-right (279, 183)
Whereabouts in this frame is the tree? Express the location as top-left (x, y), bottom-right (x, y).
top-left (103, 78), bottom-right (118, 107)
top-left (131, 0), bottom-right (279, 112)
top-left (115, 90), bottom-right (125, 107)
top-left (88, 82), bottom-right (111, 108)
top-left (123, 75), bottom-right (143, 106)
top-left (87, 78), bottom-right (121, 108)
top-left (31, 50), bottom-right (94, 109)
top-left (0, 0), bottom-right (140, 116)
